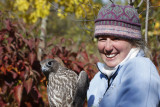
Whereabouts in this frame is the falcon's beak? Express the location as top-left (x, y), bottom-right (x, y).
top-left (40, 65), bottom-right (50, 80)
top-left (41, 66), bottom-right (48, 72)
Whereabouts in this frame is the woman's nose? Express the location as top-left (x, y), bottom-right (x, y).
top-left (104, 38), bottom-right (113, 54)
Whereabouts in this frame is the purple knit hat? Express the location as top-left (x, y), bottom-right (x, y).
top-left (94, 4), bottom-right (142, 39)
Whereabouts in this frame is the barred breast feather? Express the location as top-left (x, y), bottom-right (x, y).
top-left (48, 67), bottom-right (78, 107)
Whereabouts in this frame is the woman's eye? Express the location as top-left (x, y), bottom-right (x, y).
top-left (98, 38), bottom-right (106, 41)
top-left (112, 37), bottom-right (120, 40)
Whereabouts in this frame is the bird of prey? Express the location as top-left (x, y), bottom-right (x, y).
top-left (40, 59), bottom-right (89, 107)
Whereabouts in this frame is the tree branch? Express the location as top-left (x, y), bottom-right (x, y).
top-left (128, 0), bottom-right (135, 6)
top-left (38, 17), bottom-right (47, 61)
top-left (109, 0), bottom-right (114, 4)
top-left (136, 0), bottom-right (144, 9)
top-left (139, 5), bottom-right (160, 15)
top-left (145, 0), bottom-right (150, 43)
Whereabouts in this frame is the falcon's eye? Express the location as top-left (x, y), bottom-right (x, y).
top-left (47, 61), bottom-right (53, 67)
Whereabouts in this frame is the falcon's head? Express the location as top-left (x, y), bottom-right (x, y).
top-left (40, 59), bottom-right (59, 78)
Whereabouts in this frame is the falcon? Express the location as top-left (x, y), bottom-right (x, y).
top-left (40, 59), bottom-right (89, 107)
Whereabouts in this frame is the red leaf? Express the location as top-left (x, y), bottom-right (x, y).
top-left (51, 46), bottom-right (59, 55)
top-left (7, 37), bottom-right (14, 44)
top-left (24, 102), bottom-right (32, 107)
top-left (0, 97), bottom-right (7, 107)
top-left (5, 19), bottom-right (12, 31)
top-left (5, 44), bottom-right (12, 53)
top-left (18, 34), bottom-right (27, 44)
top-left (17, 60), bottom-right (25, 71)
top-left (0, 29), bottom-right (8, 34)
top-left (60, 38), bottom-right (65, 44)
top-left (35, 38), bottom-right (40, 47)
top-left (72, 64), bottom-right (81, 73)
top-left (0, 84), bottom-right (8, 95)
top-left (29, 51), bottom-right (36, 65)
top-left (9, 70), bottom-right (18, 79)
top-left (81, 51), bottom-right (89, 62)
top-left (0, 35), bottom-right (5, 42)
top-left (69, 52), bottom-right (77, 58)
top-left (75, 61), bottom-right (85, 68)
top-left (22, 66), bottom-right (30, 80)
top-left (27, 39), bottom-right (35, 50)
top-left (20, 71), bottom-right (25, 79)
top-left (4, 81), bottom-right (14, 88)
top-left (3, 55), bottom-right (8, 60)
top-left (24, 77), bottom-right (33, 94)
top-left (30, 86), bottom-right (42, 103)
top-left (0, 66), bottom-right (6, 75)
top-left (14, 84), bottom-right (23, 106)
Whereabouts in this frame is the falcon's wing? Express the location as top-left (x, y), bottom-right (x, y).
top-left (72, 71), bottom-right (89, 107)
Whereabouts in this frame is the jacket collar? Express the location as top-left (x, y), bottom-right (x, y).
top-left (97, 48), bottom-right (144, 78)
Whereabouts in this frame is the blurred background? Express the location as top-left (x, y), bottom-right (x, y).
top-left (0, 0), bottom-right (159, 106)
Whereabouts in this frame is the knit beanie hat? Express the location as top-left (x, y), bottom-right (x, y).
top-left (94, 4), bottom-right (142, 39)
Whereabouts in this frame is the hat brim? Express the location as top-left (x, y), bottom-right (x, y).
top-left (94, 25), bottom-right (142, 39)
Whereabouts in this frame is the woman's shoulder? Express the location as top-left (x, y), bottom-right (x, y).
top-left (121, 56), bottom-right (159, 81)
top-left (125, 56), bottom-right (154, 69)
top-left (131, 56), bottom-right (150, 62)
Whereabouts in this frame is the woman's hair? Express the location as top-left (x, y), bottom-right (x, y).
top-left (129, 39), bottom-right (146, 50)
top-left (128, 38), bottom-right (150, 57)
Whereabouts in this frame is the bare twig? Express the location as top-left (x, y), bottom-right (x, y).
top-left (71, 19), bottom-right (95, 22)
top-left (128, 0), bottom-right (135, 6)
top-left (139, 5), bottom-right (160, 15)
top-left (145, 0), bottom-right (150, 43)
top-left (128, 0), bottom-right (130, 4)
top-left (136, 0), bottom-right (144, 9)
top-left (87, 1), bottom-right (97, 20)
top-left (109, 0), bottom-right (114, 3)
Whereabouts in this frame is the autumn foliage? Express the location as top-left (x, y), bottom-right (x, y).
top-left (0, 18), bottom-right (45, 106)
top-left (0, 0), bottom-right (160, 106)
top-left (0, 13), bottom-right (98, 106)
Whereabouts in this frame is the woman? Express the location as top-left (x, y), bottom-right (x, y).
top-left (87, 3), bottom-right (160, 107)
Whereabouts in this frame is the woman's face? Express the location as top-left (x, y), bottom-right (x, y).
top-left (97, 36), bottom-right (133, 68)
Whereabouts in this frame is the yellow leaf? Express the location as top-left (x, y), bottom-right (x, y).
top-left (54, 0), bottom-right (58, 3)
top-left (139, 14), bottom-right (142, 19)
top-left (14, 0), bottom-right (30, 12)
top-left (155, 22), bottom-right (160, 29)
top-left (153, 30), bottom-right (160, 35)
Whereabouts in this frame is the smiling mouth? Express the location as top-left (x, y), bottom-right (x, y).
top-left (106, 54), bottom-right (117, 58)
